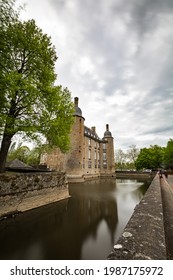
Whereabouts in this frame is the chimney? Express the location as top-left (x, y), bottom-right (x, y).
top-left (74, 97), bottom-right (79, 107)
top-left (106, 124), bottom-right (109, 131)
top-left (91, 126), bottom-right (96, 132)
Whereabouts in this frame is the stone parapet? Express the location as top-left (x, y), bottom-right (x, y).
top-left (107, 175), bottom-right (166, 259)
top-left (160, 175), bottom-right (173, 259)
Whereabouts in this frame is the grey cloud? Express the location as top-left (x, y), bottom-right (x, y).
top-left (144, 125), bottom-right (173, 136)
top-left (111, 0), bottom-right (173, 36)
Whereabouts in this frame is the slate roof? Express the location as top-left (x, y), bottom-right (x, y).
top-left (6, 159), bottom-right (34, 170)
top-left (84, 126), bottom-right (103, 142)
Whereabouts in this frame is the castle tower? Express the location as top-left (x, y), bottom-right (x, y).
top-left (101, 124), bottom-right (115, 176)
top-left (65, 97), bottom-right (85, 180)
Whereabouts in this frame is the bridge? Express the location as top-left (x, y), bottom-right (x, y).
top-left (107, 174), bottom-right (173, 260)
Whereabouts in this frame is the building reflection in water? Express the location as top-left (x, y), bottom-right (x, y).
top-left (68, 179), bottom-right (118, 259)
top-left (0, 178), bottom-right (150, 260)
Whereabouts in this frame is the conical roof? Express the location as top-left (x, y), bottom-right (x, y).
top-left (74, 97), bottom-right (82, 117)
top-left (104, 124), bottom-right (112, 137)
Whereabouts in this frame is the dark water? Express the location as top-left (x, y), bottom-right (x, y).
top-left (0, 178), bottom-right (151, 260)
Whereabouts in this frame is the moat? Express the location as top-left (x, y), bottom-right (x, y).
top-left (0, 178), bottom-right (151, 260)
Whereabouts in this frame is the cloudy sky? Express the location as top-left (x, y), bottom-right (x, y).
top-left (16, 0), bottom-right (173, 151)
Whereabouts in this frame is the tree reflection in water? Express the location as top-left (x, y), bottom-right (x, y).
top-left (0, 178), bottom-right (150, 260)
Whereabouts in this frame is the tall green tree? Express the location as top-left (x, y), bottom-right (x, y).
top-left (135, 145), bottom-right (164, 170)
top-left (0, 4), bottom-right (74, 172)
top-left (164, 139), bottom-right (173, 169)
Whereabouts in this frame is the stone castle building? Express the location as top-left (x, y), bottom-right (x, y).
top-left (40, 97), bottom-right (115, 181)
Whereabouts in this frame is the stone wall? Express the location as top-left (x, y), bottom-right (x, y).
top-left (160, 176), bottom-right (173, 259)
top-left (40, 148), bottom-right (66, 172)
top-left (0, 172), bottom-right (69, 218)
top-left (107, 175), bottom-right (166, 259)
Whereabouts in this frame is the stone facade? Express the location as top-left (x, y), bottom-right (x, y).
top-left (40, 97), bottom-right (115, 181)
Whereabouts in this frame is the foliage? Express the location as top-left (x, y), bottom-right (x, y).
top-left (0, 0), bottom-right (19, 28)
top-left (26, 146), bottom-right (43, 166)
top-left (115, 145), bottom-right (139, 170)
top-left (135, 145), bottom-right (164, 170)
top-left (116, 140), bottom-right (173, 171)
top-left (7, 143), bottom-right (43, 166)
top-left (0, 2), bottom-right (74, 172)
top-left (127, 145), bottom-right (139, 164)
top-left (115, 149), bottom-right (127, 170)
top-left (0, 18), bottom-right (74, 146)
top-left (163, 139), bottom-right (173, 169)
top-left (7, 144), bottom-right (30, 163)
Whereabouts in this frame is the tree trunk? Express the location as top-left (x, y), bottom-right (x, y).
top-left (0, 133), bottom-right (13, 172)
top-left (0, 99), bottom-right (16, 172)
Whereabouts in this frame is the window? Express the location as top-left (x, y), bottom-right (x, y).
top-left (94, 151), bottom-right (97, 168)
top-left (103, 152), bottom-right (107, 168)
top-left (94, 150), bottom-right (97, 160)
top-left (103, 152), bottom-right (106, 160)
top-left (88, 149), bottom-right (91, 159)
top-left (103, 143), bottom-right (106, 153)
top-left (103, 161), bottom-right (107, 168)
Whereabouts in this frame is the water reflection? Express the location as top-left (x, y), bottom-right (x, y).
top-left (69, 179), bottom-right (118, 259)
top-left (0, 178), bottom-right (150, 260)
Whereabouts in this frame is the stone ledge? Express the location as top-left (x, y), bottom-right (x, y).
top-left (107, 175), bottom-right (166, 260)
top-left (0, 172), bottom-right (69, 219)
top-left (160, 176), bottom-right (173, 259)
top-left (0, 187), bottom-right (70, 219)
